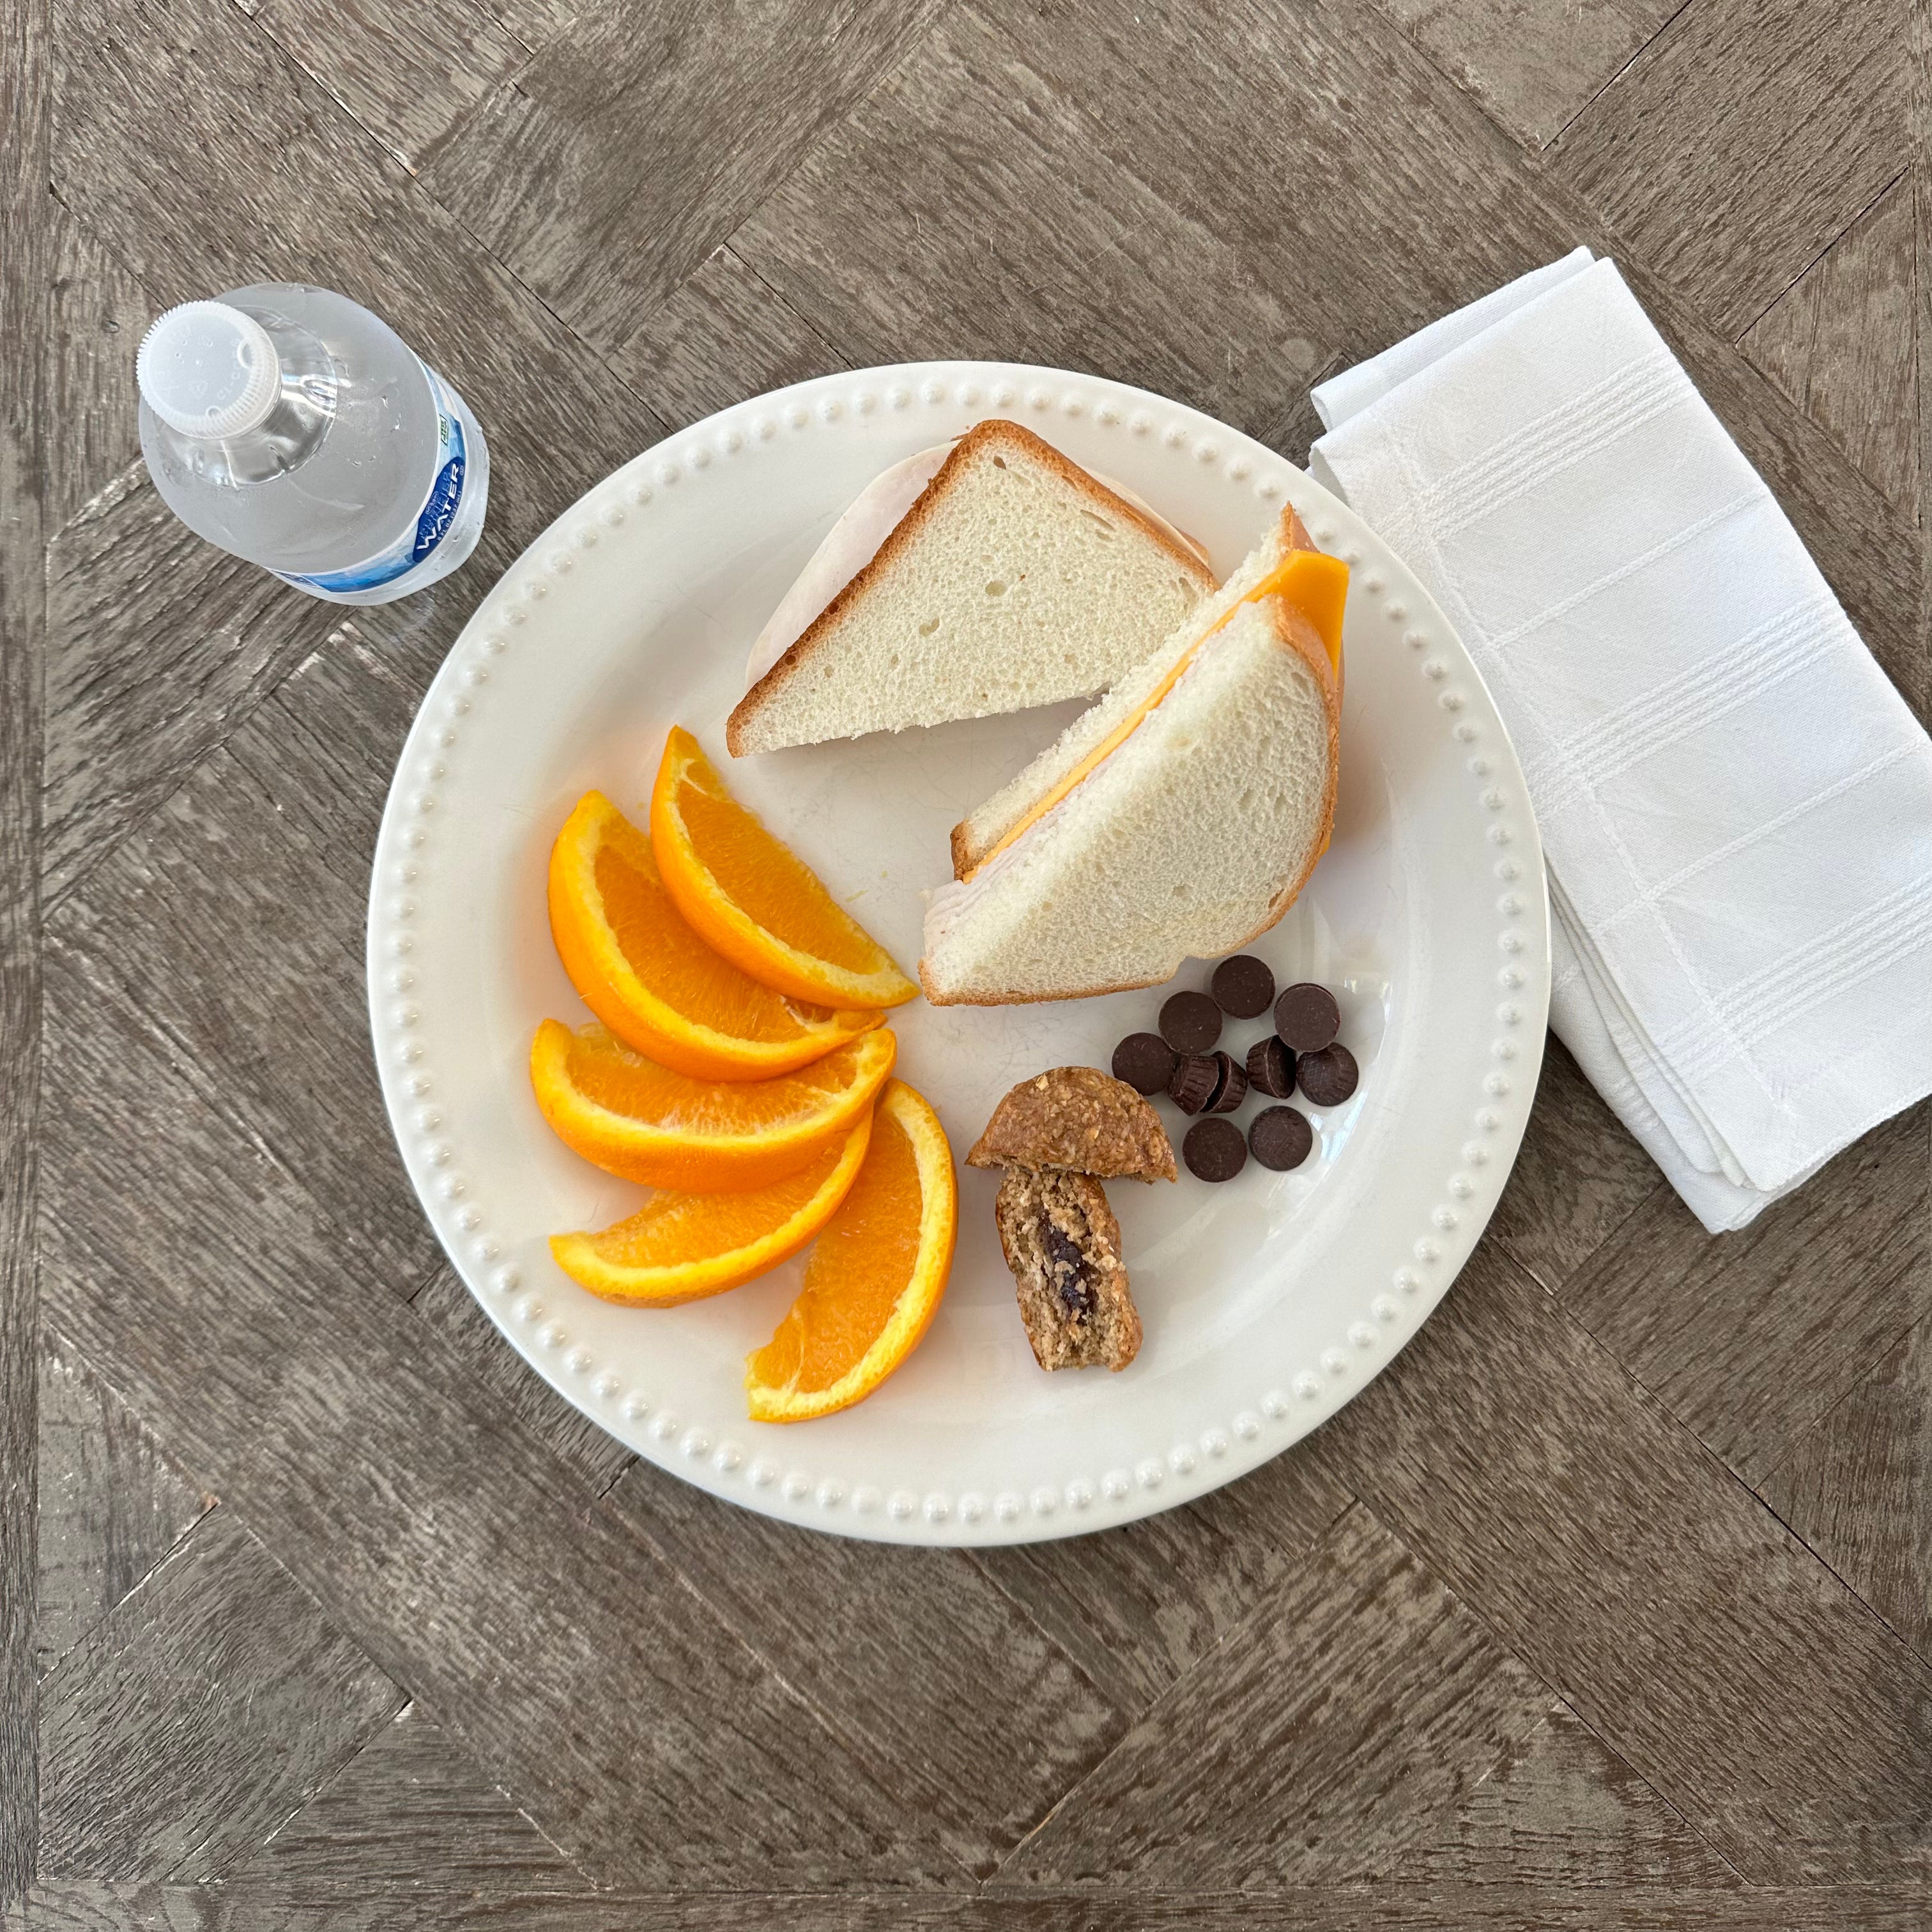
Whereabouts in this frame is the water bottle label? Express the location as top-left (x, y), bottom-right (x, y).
top-left (273, 364), bottom-right (469, 594)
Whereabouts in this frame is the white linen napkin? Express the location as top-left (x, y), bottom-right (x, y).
top-left (1309, 250), bottom-right (1932, 1232)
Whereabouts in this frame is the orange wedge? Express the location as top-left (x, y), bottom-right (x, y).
top-left (650, 728), bottom-right (917, 1011)
top-left (549, 790), bottom-right (882, 1080)
top-left (531, 1020), bottom-right (895, 1193)
top-left (551, 1110), bottom-right (873, 1306)
top-left (745, 1080), bottom-right (956, 1422)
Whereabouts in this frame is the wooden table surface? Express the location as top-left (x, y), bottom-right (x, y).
top-left (4, 1), bottom-right (1928, 1925)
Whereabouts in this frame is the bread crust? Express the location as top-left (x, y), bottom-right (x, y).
top-left (725, 418), bottom-right (1215, 756)
top-left (920, 583), bottom-right (1343, 1008)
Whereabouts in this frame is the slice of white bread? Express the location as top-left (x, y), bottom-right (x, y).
top-left (921, 507), bottom-right (1342, 1006)
top-left (726, 419), bottom-right (1215, 756)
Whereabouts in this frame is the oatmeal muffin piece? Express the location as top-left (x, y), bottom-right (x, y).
top-left (995, 1169), bottom-right (1142, 1372)
top-left (967, 1066), bottom-right (1176, 1182)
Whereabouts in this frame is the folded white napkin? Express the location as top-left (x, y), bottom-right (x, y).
top-left (1310, 250), bottom-right (1932, 1232)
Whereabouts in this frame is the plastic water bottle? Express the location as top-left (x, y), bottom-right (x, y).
top-left (136, 283), bottom-right (489, 605)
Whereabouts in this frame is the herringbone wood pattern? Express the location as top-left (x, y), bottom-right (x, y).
top-left (3, 1), bottom-right (1928, 1924)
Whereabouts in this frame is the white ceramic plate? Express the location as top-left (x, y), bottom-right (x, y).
top-left (367, 362), bottom-right (1549, 1546)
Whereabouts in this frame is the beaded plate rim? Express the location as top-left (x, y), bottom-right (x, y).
top-left (365, 360), bottom-right (1551, 1545)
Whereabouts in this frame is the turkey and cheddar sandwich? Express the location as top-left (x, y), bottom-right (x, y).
top-left (920, 506), bottom-right (1346, 1005)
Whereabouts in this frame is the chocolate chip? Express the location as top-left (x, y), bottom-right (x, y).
top-left (1249, 1106), bottom-right (1314, 1170)
top-left (1210, 953), bottom-right (1276, 1018)
top-left (1183, 1116), bottom-right (1248, 1182)
top-left (1206, 1050), bottom-right (1248, 1113)
top-left (1168, 1053), bottom-right (1220, 1115)
top-left (1274, 983), bottom-right (1340, 1052)
top-left (1159, 989), bottom-right (1223, 1053)
top-left (1296, 1042), bottom-right (1359, 1108)
top-left (1111, 1031), bottom-right (1177, 1095)
top-left (1246, 1035), bottom-right (1294, 1099)
top-left (1041, 1221), bottom-right (1094, 1317)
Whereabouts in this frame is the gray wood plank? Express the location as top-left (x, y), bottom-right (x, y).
top-left (13, 1883), bottom-right (1932, 1932)
top-left (42, 468), bottom-right (335, 907)
top-left (967, 1435), bottom-right (1354, 1711)
top-left (36, 1333), bottom-right (213, 1680)
top-left (52, 0), bottom-right (667, 567)
top-left (1364, 0), bottom-right (1685, 148)
top-left (410, 1270), bottom-right (632, 1493)
top-left (47, 206), bottom-right (148, 536)
top-left (49, 667), bottom-right (448, 1300)
top-left (606, 1462), bottom-right (1125, 1878)
top-left (1761, 1308), bottom-right (1932, 1662)
top-left (420, 0), bottom-right (947, 352)
top-left (613, 243), bottom-right (851, 431)
top-left (1320, 1241), bottom-right (1932, 1881)
top-left (235, 0), bottom-right (527, 172)
top-left (1561, 1100), bottom-right (1930, 1486)
top-left (37, 953), bottom-right (959, 1887)
top-left (1743, 176), bottom-right (1919, 517)
top-left (1393, 1704), bottom-right (1737, 1885)
top-left (993, 1505), bottom-right (1553, 1887)
top-left (1486, 1036), bottom-right (1666, 1296)
top-left (244, 1701), bottom-right (581, 1891)
top-left (1, 0), bottom-right (51, 1906)
top-left (1546, 0), bottom-right (1906, 336)
top-left (38, 1507), bottom-right (404, 1880)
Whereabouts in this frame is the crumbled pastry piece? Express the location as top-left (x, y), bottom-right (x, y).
top-left (995, 1169), bottom-right (1142, 1372)
top-left (967, 1066), bottom-right (1177, 1183)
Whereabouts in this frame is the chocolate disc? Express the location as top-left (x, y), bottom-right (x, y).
top-left (1112, 1031), bottom-right (1178, 1096)
top-left (1159, 989), bottom-right (1223, 1054)
top-left (1249, 1106), bottom-right (1314, 1170)
top-left (1206, 1050), bottom-right (1248, 1114)
top-left (1246, 1035), bottom-right (1294, 1100)
top-left (1274, 983), bottom-right (1340, 1052)
top-left (1183, 1116), bottom-right (1248, 1182)
top-left (1296, 1042), bottom-right (1359, 1108)
top-left (1168, 1053), bottom-right (1220, 1115)
top-left (1210, 953), bottom-right (1276, 1019)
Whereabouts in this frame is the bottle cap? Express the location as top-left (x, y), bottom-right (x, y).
top-left (137, 302), bottom-right (281, 438)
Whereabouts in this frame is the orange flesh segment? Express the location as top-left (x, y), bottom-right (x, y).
top-left (749, 1103), bottom-right (923, 1395)
top-left (591, 840), bottom-right (829, 1045)
top-left (964, 547), bottom-right (1349, 880)
top-left (564, 1027), bottom-right (877, 1138)
top-left (583, 1146), bottom-right (849, 1266)
top-left (671, 770), bottom-right (883, 975)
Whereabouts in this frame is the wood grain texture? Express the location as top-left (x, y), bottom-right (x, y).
top-left (13, 1885), bottom-right (1932, 1932)
top-left (243, 1701), bottom-right (581, 1891)
top-left (1322, 1243), bottom-right (1932, 1882)
top-left (967, 1434), bottom-right (1353, 1710)
top-left (993, 1505), bottom-right (1553, 1887)
top-left (607, 1462), bottom-right (1124, 1878)
top-left (36, 1335), bottom-right (213, 1680)
top-left (37, 952), bottom-right (956, 1887)
top-left (422, 0), bottom-right (946, 350)
top-left (410, 1270), bottom-right (632, 1493)
top-left (49, 670), bottom-right (448, 1300)
top-left (1365, 0), bottom-right (1686, 148)
top-left (1485, 1035), bottom-right (1666, 1295)
top-left (1761, 1308), bottom-right (1932, 1662)
top-left (613, 243), bottom-right (850, 431)
top-left (1563, 1101), bottom-right (1931, 1485)
top-left (38, 1508), bottom-right (404, 1880)
top-left (1546, 0), bottom-right (1906, 335)
top-left (1743, 177), bottom-right (1919, 516)
top-left (46, 209), bottom-right (148, 536)
top-left (235, 0), bottom-right (527, 172)
top-left (42, 471), bottom-right (335, 907)
top-left (1393, 1705), bottom-right (1736, 1885)
top-left (1, 0), bottom-right (50, 1904)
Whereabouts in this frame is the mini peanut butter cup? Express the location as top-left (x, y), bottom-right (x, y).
top-left (1168, 1053), bottom-right (1220, 1115)
top-left (1250, 1106), bottom-right (1314, 1170)
top-left (1210, 954), bottom-right (1275, 1019)
top-left (1183, 1116), bottom-right (1247, 1182)
top-left (1296, 1042), bottom-right (1359, 1108)
top-left (1112, 1031), bottom-right (1177, 1096)
top-left (1159, 990), bottom-right (1222, 1054)
top-left (1205, 1050), bottom-right (1247, 1114)
top-left (1246, 1036), bottom-right (1294, 1099)
top-left (1273, 983), bottom-right (1340, 1053)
